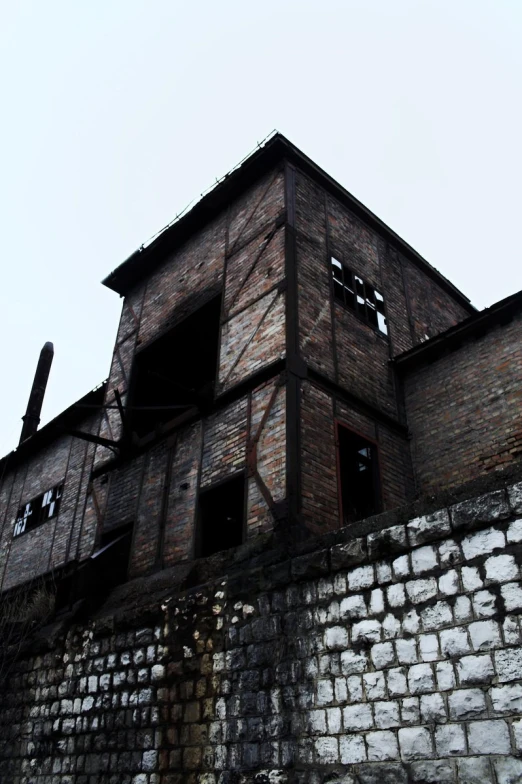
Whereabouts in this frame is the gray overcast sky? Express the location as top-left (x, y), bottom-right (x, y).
top-left (1, 1), bottom-right (521, 455)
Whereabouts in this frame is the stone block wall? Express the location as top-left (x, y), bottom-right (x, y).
top-left (1, 480), bottom-right (521, 782)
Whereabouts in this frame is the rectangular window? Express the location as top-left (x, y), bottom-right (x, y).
top-left (13, 482), bottom-right (64, 538)
top-left (129, 295), bottom-right (221, 438)
top-left (331, 257), bottom-right (388, 336)
top-left (197, 474), bottom-right (245, 557)
top-left (337, 424), bottom-right (381, 524)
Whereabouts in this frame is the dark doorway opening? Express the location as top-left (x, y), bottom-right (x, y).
top-left (337, 425), bottom-right (381, 525)
top-left (129, 295), bottom-right (221, 437)
top-left (197, 474), bottom-right (245, 557)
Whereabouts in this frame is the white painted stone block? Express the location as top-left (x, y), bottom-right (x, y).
top-left (495, 647), bottom-right (522, 683)
top-left (507, 517), bottom-right (522, 543)
top-left (408, 663), bottom-right (434, 694)
top-left (461, 566), bottom-right (483, 592)
top-left (503, 615), bottom-right (520, 644)
top-left (366, 730), bottom-right (399, 761)
top-left (448, 688), bottom-right (486, 719)
top-left (402, 609), bottom-right (421, 635)
top-left (387, 668), bottom-right (407, 697)
top-left (501, 581), bottom-right (522, 612)
top-left (440, 627), bottom-right (470, 657)
top-left (347, 565), bottom-right (375, 590)
top-left (438, 569), bottom-right (459, 596)
top-left (363, 671), bottom-right (386, 701)
top-left (340, 650), bottom-right (368, 674)
top-left (324, 626), bottom-right (349, 650)
top-left (387, 583), bottom-right (406, 608)
top-left (467, 719), bottom-right (510, 754)
top-left (376, 561), bottom-right (393, 584)
top-left (339, 734), bottom-right (366, 764)
top-left (308, 709), bottom-right (327, 734)
top-left (457, 757), bottom-right (494, 784)
top-left (392, 555), bottom-right (410, 579)
top-left (484, 554), bottom-right (518, 582)
top-left (398, 726), bottom-right (433, 760)
top-left (370, 588), bottom-right (385, 615)
top-left (411, 545), bottom-right (438, 575)
top-left (421, 601), bottom-right (452, 631)
top-left (436, 661), bottom-right (456, 691)
top-left (352, 620), bottom-right (381, 644)
top-left (435, 723), bottom-right (466, 756)
top-left (374, 700), bottom-right (400, 729)
top-left (343, 703), bottom-right (373, 731)
top-left (347, 675), bottom-right (363, 702)
top-left (371, 641), bottom-right (395, 669)
top-left (400, 697), bottom-right (419, 724)
top-left (462, 527), bottom-right (505, 560)
top-left (438, 539), bottom-right (462, 567)
top-left (326, 707), bottom-right (342, 733)
top-left (316, 679), bottom-right (334, 706)
top-left (493, 756), bottom-right (522, 784)
top-left (456, 654), bottom-right (494, 685)
top-left (334, 677), bottom-right (347, 702)
top-left (314, 736), bottom-right (339, 764)
top-left (490, 683), bottom-right (522, 714)
top-left (395, 638), bottom-right (418, 664)
top-left (472, 590), bottom-right (497, 618)
top-left (418, 634), bottom-right (439, 662)
top-left (339, 595), bottom-right (367, 620)
top-left (469, 620), bottom-right (501, 651)
top-left (420, 692), bottom-right (446, 723)
top-left (513, 718), bottom-right (522, 751)
top-left (454, 595), bottom-right (472, 622)
top-left (382, 613), bottom-right (402, 639)
top-left (406, 578), bottom-right (437, 604)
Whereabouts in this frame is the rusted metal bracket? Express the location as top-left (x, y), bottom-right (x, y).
top-left (68, 430), bottom-right (120, 455)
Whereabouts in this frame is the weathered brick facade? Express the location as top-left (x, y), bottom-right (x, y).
top-left (0, 133), bottom-right (521, 781)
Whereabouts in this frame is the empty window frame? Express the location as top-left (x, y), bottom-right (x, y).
top-left (13, 482), bottom-right (64, 538)
top-left (331, 257), bottom-right (388, 336)
top-left (197, 473), bottom-right (245, 557)
top-left (337, 424), bottom-right (381, 525)
top-left (129, 295), bottom-right (222, 437)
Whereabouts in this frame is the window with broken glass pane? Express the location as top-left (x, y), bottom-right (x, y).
top-left (13, 482), bottom-right (64, 538)
top-left (331, 257), bottom-right (388, 336)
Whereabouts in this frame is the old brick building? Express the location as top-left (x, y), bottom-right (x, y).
top-left (0, 134), bottom-right (521, 783)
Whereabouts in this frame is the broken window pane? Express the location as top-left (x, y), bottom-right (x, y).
top-left (330, 257), bottom-right (388, 336)
top-left (13, 482), bottom-right (64, 538)
top-left (337, 425), bottom-right (381, 524)
top-left (197, 474), bottom-right (245, 557)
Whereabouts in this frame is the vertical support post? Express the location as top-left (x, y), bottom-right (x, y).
top-left (284, 162), bottom-right (304, 541)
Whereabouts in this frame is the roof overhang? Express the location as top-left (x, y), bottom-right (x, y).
top-left (102, 133), bottom-right (475, 314)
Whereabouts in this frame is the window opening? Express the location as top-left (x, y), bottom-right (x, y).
top-left (197, 474), bottom-right (245, 557)
top-left (129, 295), bottom-right (221, 437)
top-left (13, 482), bottom-right (64, 538)
top-left (337, 425), bottom-right (381, 525)
top-left (330, 257), bottom-right (388, 335)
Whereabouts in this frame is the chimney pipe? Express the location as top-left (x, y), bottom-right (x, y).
top-left (19, 342), bottom-right (54, 444)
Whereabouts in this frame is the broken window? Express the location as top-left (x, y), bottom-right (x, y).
top-left (13, 482), bottom-right (64, 538)
top-left (129, 295), bottom-right (221, 437)
top-left (197, 473), bottom-right (245, 557)
top-left (331, 257), bottom-right (388, 335)
top-left (337, 425), bottom-right (381, 524)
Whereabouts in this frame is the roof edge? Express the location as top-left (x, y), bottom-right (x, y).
top-left (0, 381), bottom-right (107, 476)
top-left (394, 289), bottom-right (522, 372)
top-left (102, 133), bottom-right (475, 313)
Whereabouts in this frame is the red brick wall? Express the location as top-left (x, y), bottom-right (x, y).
top-left (300, 380), bottom-right (414, 534)
top-left (294, 169), bottom-right (472, 423)
top-left (0, 415), bottom-right (100, 590)
top-left (403, 311), bottom-right (522, 494)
